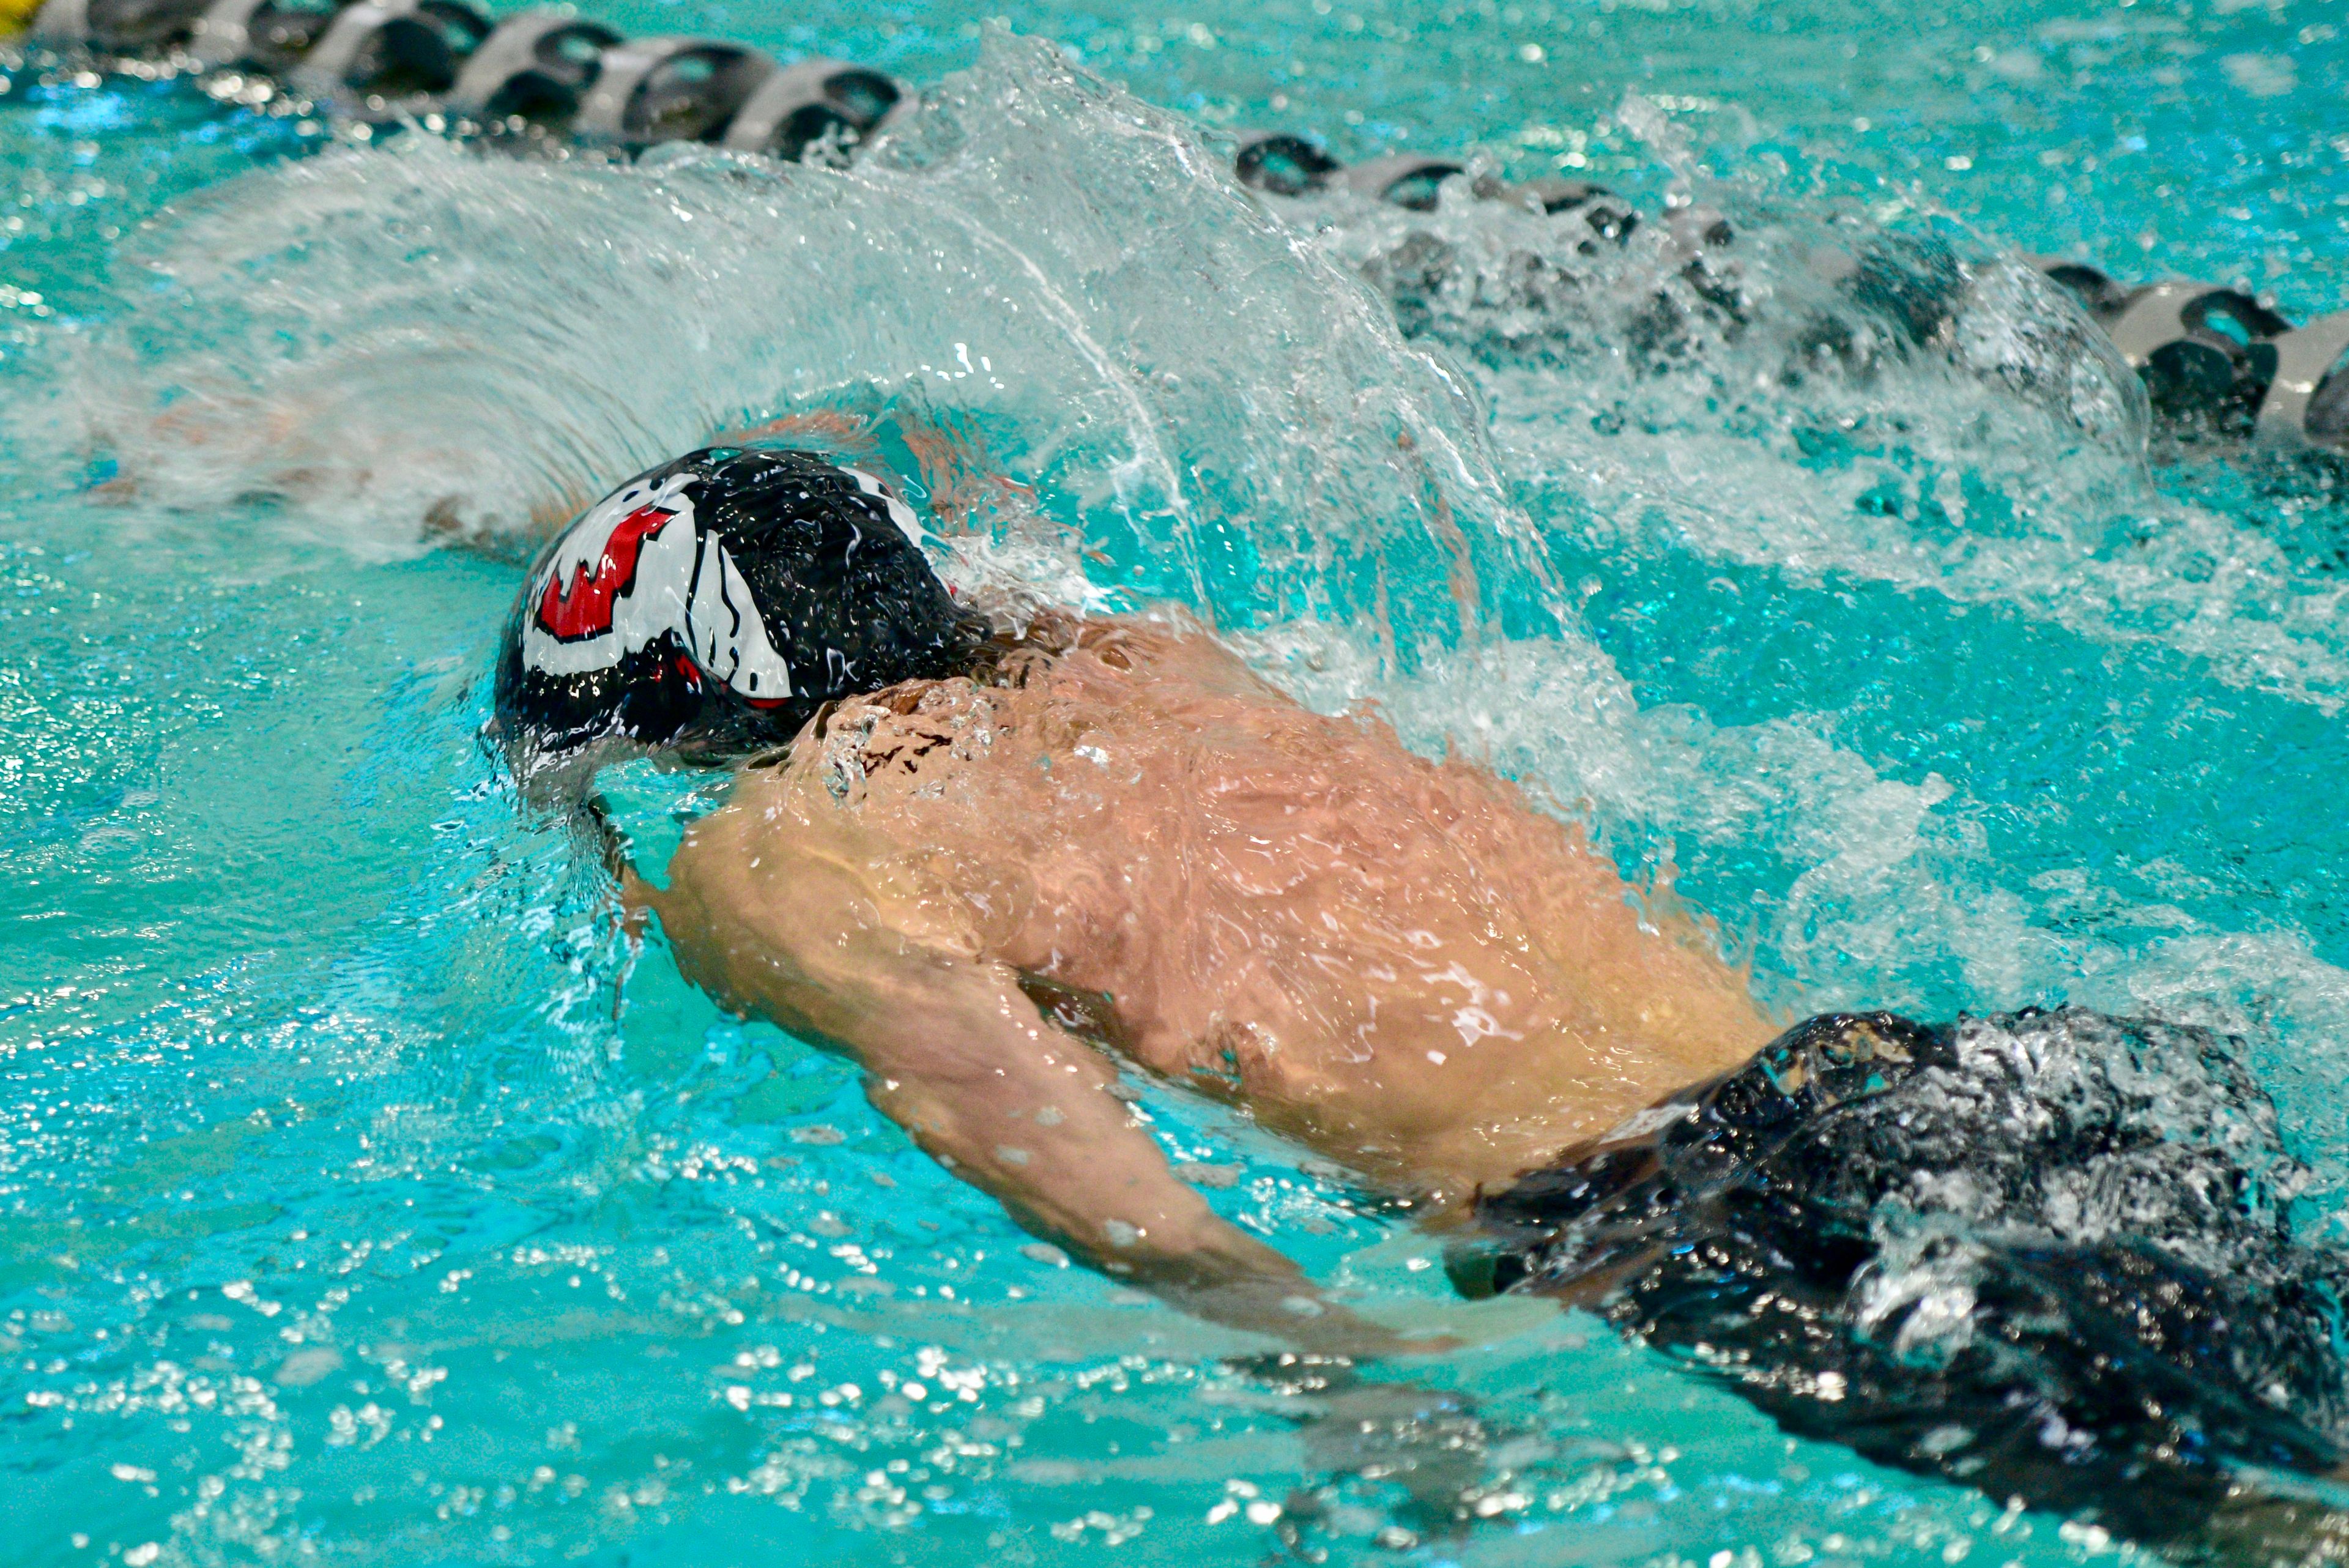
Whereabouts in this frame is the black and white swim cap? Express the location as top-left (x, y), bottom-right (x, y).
top-left (494, 447), bottom-right (990, 764)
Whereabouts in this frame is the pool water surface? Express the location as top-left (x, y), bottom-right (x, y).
top-left (4, 1), bottom-right (2349, 1564)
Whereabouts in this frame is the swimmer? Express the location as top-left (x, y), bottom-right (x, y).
top-left (497, 439), bottom-right (2349, 1553)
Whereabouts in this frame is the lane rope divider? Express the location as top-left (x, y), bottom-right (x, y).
top-left (6, 0), bottom-right (2344, 454)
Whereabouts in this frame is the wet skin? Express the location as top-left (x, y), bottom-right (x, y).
top-left (634, 614), bottom-right (1778, 1353)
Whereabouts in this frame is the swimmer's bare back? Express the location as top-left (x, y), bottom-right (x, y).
top-left (633, 612), bottom-right (1778, 1354)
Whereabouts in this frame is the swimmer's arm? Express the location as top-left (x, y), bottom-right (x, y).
top-left (852, 967), bottom-right (1387, 1349)
top-left (713, 404), bottom-right (1026, 530)
top-left (637, 841), bottom-right (1413, 1359)
top-left (894, 411), bottom-right (1034, 532)
top-left (715, 409), bottom-right (888, 465)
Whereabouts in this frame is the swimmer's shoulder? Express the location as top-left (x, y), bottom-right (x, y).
top-left (700, 606), bottom-right (1293, 816)
top-left (664, 731), bottom-right (907, 893)
top-left (981, 607), bottom-right (1285, 704)
top-left (700, 675), bottom-right (1009, 819)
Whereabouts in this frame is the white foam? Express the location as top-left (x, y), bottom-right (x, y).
top-left (1297, 169), bottom-right (2349, 712)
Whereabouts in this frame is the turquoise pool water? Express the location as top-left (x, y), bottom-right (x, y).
top-left (6, 1), bottom-right (2349, 1563)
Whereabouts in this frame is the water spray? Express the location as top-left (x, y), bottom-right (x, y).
top-left (5, 0), bottom-right (2344, 455)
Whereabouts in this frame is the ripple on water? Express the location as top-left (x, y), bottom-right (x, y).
top-left (3, 17), bottom-right (2348, 1568)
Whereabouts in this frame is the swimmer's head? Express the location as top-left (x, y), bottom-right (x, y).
top-left (493, 447), bottom-right (990, 771)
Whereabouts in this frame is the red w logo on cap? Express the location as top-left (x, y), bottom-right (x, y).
top-left (535, 505), bottom-right (677, 642)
